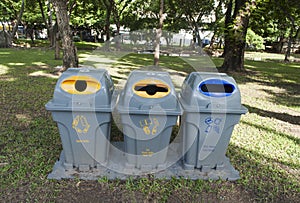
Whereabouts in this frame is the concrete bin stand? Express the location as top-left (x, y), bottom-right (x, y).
top-left (116, 70), bottom-right (181, 170)
top-left (46, 67), bottom-right (114, 172)
top-left (178, 72), bottom-right (247, 174)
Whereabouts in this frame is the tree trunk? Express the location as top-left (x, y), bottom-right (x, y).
top-left (284, 31), bottom-right (293, 62)
top-left (55, 37), bottom-right (60, 59)
top-left (26, 25), bottom-right (35, 44)
top-left (49, 27), bottom-right (55, 47)
top-left (54, 23), bottom-right (60, 60)
top-left (4, 32), bottom-right (10, 48)
top-left (221, 0), bottom-right (254, 72)
top-left (38, 0), bottom-right (47, 29)
top-left (194, 24), bottom-right (202, 48)
top-left (38, 0), bottom-right (54, 47)
top-left (105, 22), bottom-right (111, 42)
top-left (52, 0), bottom-right (78, 70)
top-left (103, 0), bottom-right (112, 41)
top-left (110, 0), bottom-right (120, 36)
top-left (209, 0), bottom-right (222, 49)
top-left (50, 23), bottom-right (59, 54)
top-left (284, 19), bottom-right (299, 61)
top-left (111, 0), bottom-right (130, 37)
top-left (12, 0), bottom-right (25, 39)
top-left (154, 0), bottom-right (164, 66)
top-left (210, 33), bottom-right (216, 48)
top-left (48, 1), bottom-right (55, 47)
top-left (222, 0), bottom-right (233, 57)
top-left (110, 0), bottom-right (121, 49)
top-left (295, 27), bottom-right (300, 40)
top-left (278, 36), bottom-right (284, 53)
top-left (221, 38), bottom-right (247, 72)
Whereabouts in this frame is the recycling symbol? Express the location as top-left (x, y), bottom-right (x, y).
top-left (205, 117), bottom-right (222, 134)
top-left (72, 115), bottom-right (90, 134)
top-left (139, 117), bottom-right (160, 135)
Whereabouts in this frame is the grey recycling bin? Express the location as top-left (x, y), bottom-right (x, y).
top-left (178, 72), bottom-right (247, 173)
top-left (117, 70), bottom-right (181, 169)
top-left (46, 67), bottom-right (114, 171)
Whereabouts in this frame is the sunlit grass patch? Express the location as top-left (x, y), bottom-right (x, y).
top-left (0, 64), bottom-right (9, 75)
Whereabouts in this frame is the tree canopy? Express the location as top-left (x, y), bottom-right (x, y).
top-left (0, 0), bottom-right (299, 70)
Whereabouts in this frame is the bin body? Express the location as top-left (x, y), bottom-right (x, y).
top-left (179, 72), bottom-right (247, 171)
top-left (117, 70), bottom-right (181, 169)
top-left (46, 68), bottom-right (114, 170)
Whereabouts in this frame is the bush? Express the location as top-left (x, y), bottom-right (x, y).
top-left (246, 29), bottom-right (264, 50)
top-left (73, 35), bottom-right (81, 42)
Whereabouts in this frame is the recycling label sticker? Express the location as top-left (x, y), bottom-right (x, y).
top-left (199, 116), bottom-right (224, 161)
top-left (72, 115), bottom-right (90, 134)
top-left (141, 148), bottom-right (154, 157)
top-left (139, 117), bottom-right (160, 135)
top-left (205, 117), bottom-right (222, 134)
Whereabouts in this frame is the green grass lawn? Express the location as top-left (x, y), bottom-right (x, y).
top-left (0, 47), bottom-right (299, 202)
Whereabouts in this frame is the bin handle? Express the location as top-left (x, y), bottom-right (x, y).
top-left (206, 103), bottom-right (225, 109)
top-left (140, 103), bottom-right (154, 110)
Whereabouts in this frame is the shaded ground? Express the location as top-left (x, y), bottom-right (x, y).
top-left (0, 49), bottom-right (299, 202)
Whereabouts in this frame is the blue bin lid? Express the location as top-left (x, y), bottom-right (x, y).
top-left (198, 78), bottom-right (236, 97)
top-left (179, 72), bottom-right (247, 114)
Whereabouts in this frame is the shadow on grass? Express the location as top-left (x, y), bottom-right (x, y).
top-left (226, 60), bottom-right (300, 108)
top-left (83, 51), bottom-right (214, 73)
top-left (228, 144), bottom-right (300, 202)
top-left (0, 48), bottom-right (62, 76)
top-left (262, 87), bottom-right (300, 109)
top-left (244, 104), bottom-right (300, 125)
top-left (240, 120), bottom-right (299, 166)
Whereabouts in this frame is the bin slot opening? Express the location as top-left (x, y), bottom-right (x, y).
top-left (133, 79), bottom-right (171, 98)
top-left (200, 84), bottom-right (234, 93)
top-left (199, 79), bottom-right (235, 97)
top-left (135, 84), bottom-right (168, 96)
top-left (75, 80), bottom-right (87, 92)
top-left (61, 76), bottom-right (101, 94)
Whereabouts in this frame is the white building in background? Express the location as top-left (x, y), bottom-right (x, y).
top-left (114, 28), bottom-right (213, 48)
top-left (170, 30), bottom-right (194, 46)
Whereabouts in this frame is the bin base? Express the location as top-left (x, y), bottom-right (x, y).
top-left (47, 142), bottom-right (240, 181)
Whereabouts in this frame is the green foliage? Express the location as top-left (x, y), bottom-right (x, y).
top-left (246, 28), bottom-right (264, 50)
top-left (172, 0), bottom-right (215, 35)
top-left (0, 0), bottom-right (22, 21)
top-left (250, 0), bottom-right (300, 42)
top-left (71, 0), bottom-right (106, 30)
top-left (206, 0), bottom-right (227, 40)
top-left (163, 0), bottom-right (190, 32)
top-left (22, 0), bottom-right (44, 27)
top-left (121, 0), bottom-right (159, 30)
top-left (121, 0), bottom-right (215, 32)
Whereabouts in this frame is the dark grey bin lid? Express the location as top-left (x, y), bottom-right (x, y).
top-left (179, 72), bottom-right (247, 114)
top-left (117, 70), bottom-right (182, 115)
top-left (45, 67), bottom-right (114, 112)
